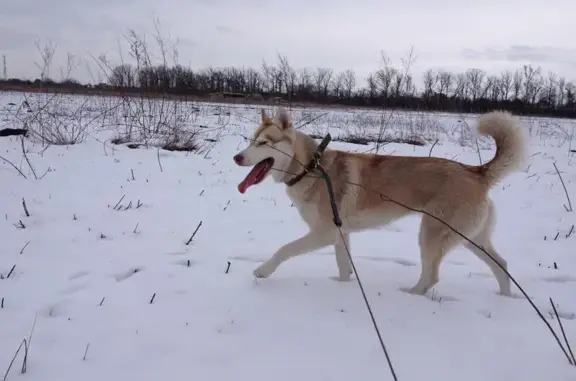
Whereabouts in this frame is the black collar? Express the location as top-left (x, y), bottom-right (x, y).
top-left (285, 133), bottom-right (332, 187)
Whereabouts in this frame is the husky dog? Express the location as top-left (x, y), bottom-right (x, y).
top-left (233, 108), bottom-right (526, 296)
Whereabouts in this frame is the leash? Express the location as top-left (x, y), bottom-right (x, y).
top-left (286, 133), bottom-right (399, 380)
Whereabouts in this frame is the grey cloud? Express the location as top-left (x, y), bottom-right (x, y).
top-left (462, 46), bottom-right (576, 66)
top-left (0, 27), bottom-right (43, 51)
top-left (215, 26), bottom-right (237, 35)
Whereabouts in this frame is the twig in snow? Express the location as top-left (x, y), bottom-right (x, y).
top-left (567, 225), bottom-right (575, 239)
top-left (21, 198), bottom-right (30, 217)
top-left (549, 298), bottom-right (576, 366)
top-left (20, 136), bottom-right (37, 180)
top-left (149, 293), bottom-right (156, 304)
top-left (6, 265), bottom-right (16, 279)
top-left (1, 297), bottom-right (4, 309)
top-left (113, 198), bottom-right (143, 211)
top-left (428, 139), bottom-right (439, 157)
top-left (569, 125), bottom-right (574, 156)
top-left (185, 221), bottom-right (203, 245)
top-left (38, 167), bottom-right (51, 180)
top-left (225, 261), bottom-right (231, 274)
top-left (19, 241), bottom-right (31, 255)
top-left (13, 220), bottom-right (25, 229)
top-left (3, 314), bottom-right (37, 378)
top-left (0, 155), bottom-right (27, 179)
top-left (82, 343), bottom-right (90, 361)
top-left (2, 339), bottom-right (28, 381)
top-left (133, 223), bottom-right (139, 234)
top-left (98, 297), bottom-right (105, 306)
top-left (112, 195), bottom-right (126, 210)
top-left (131, 169), bottom-right (135, 181)
top-left (552, 162), bottom-right (573, 212)
top-left (199, 189), bottom-right (204, 196)
top-left (157, 147), bottom-right (163, 172)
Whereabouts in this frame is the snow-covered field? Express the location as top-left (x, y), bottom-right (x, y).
top-left (1, 91), bottom-right (575, 380)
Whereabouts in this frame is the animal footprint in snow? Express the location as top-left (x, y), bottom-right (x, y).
top-left (59, 283), bottom-right (88, 296)
top-left (68, 270), bottom-right (91, 281)
top-left (361, 256), bottom-right (416, 267)
top-left (228, 255), bottom-right (265, 263)
top-left (547, 306), bottom-right (576, 321)
top-left (43, 299), bottom-right (73, 318)
top-left (165, 251), bottom-right (188, 256)
top-left (477, 309), bottom-right (493, 319)
top-left (540, 274), bottom-right (576, 284)
top-left (113, 267), bottom-right (145, 282)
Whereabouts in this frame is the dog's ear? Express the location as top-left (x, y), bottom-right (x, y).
top-left (275, 107), bottom-right (292, 130)
top-left (261, 109), bottom-right (273, 125)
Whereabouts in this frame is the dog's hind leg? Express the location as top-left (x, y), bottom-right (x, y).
top-left (463, 200), bottom-right (511, 296)
top-left (253, 229), bottom-right (337, 279)
top-left (333, 232), bottom-right (353, 281)
top-left (403, 215), bottom-right (461, 295)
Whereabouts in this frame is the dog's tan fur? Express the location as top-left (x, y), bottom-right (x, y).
top-left (234, 108), bottom-right (527, 296)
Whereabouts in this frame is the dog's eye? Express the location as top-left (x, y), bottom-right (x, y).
top-left (255, 141), bottom-right (267, 147)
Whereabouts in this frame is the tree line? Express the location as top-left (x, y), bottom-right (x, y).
top-left (1, 50), bottom-right (575, 118)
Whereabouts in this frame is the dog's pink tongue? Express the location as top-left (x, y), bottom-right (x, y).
top-left (237, 164), bottom-right (262, 194)
top-left (238, 178), bottom-right (252, 194)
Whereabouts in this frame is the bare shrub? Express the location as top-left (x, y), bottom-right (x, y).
top-left (91, 20), bottom-right (213, 154)
top-left (7, 45), bottom-right (100, 146)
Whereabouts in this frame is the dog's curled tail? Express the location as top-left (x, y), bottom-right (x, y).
top-left (476, 110), bottom-right (527, 186)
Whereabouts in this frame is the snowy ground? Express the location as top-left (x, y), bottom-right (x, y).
top-left (1, 91), bottom-right (575, 380)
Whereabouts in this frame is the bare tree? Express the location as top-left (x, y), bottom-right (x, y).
top-left (422, 69), bottom-right (437, 98)
top-left (465, 68), bottom-right (486, 101)
top-left (522, 64), bottom-right (542, 104)
top-left (512, 69), bottom-right (523, 100)
top-left (453, 72), bottom-right (467, 99)
top-left (277, 54), bottom-right (296, 101)
top-left (342, 69), bottom-right (356, 99)
top-left (484, 75), bottom-right (501, 101)
top-left (557, 76), bottom-right (567, 107)
top-left (331, 72), bottom-right (345, 98)
top-left (376, 52), bottom-right (397, 100)
top-left (366, 73), bottom-right (378, 100)
top-left (542, 71), bottom-right (558, 108)
top-left (314, 68), bottom-right (333, 97)
top-left (499, 70), bottom-right (512, 100)
top-left (297, 68), bottom-right (313, 94)
top-left (437, 71), bottom-right (454, 97)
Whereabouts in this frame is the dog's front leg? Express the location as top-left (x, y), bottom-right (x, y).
top-left (253, 229), bottom-right (336, 279)
top-left (333, 232), bottom-right (353, 281)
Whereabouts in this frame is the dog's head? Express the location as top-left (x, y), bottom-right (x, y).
top-left (234, 107), bottom-right (296, 193)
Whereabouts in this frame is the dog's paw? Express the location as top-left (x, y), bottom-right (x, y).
top-left (398, 286), bottom-right (426, 296)
top-left (253, 264), bottom-right (273, 279)
top-left (330, 274), bottom-right (353, 282)
top-left (498, 290), bottom-right (525, 299)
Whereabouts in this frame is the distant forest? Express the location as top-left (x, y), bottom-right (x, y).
top-left (1, 49), bottom-right (575, 118)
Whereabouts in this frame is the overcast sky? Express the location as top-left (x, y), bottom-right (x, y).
top-left (1, 0), bottom-right (575, 88)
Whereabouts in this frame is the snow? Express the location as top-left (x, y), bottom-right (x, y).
top-left (1, 91), bottom-right (575, 381)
